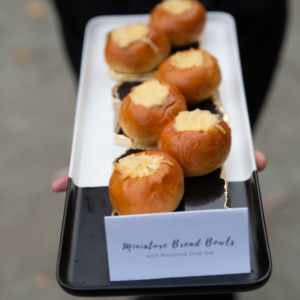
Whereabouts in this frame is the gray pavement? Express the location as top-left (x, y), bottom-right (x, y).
top-left (0, 0), bottom-right (299, 299)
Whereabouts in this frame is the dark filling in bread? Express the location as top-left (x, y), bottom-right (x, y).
top-left (189, 98), bottom-right (223, 119)
top-left (115, 148), bottom-right (144, 163)
top-left (117, 81), bottom-right (143, 100)
top-left (171, 41), bottom-right (200, 55)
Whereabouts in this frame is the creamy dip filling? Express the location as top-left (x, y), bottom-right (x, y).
top-left (129, 80), bottom-right (170, 107)
top-left (170, 48), bottom-right (204, 69)
top-left (160, 0), bottom-right (192, 15)
top-left (174, 109), bottom-right (226, 134)
top-left (115, 153), bottom-right (174, 180)
top-left (111, 23), bottom-right (149, 48)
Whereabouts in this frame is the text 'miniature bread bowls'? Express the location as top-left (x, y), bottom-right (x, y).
top-left (158, 109), bottom-right (231, 177)
top-left (118, 79), bottom-right (187, 146)
top-left (157, 48), bottom-right (221, 106)
top-left (109, 151), bottom-right (184, 215)
top-left (105, 23), bottom-right (171, 75)
top-left (150, 0), bottom-right (206, 47)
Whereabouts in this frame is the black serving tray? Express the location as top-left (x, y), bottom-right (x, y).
top-left (57, 172), bottom-right (271, 297)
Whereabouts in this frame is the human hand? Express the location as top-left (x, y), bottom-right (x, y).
top-left (254, 149), bottom-right (267, 173)
top-left (51, 174), bottom-right (69, 193)
top-left (51, 150), bottom-right (267, 193)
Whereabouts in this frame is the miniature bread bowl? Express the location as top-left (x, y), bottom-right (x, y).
top-left (119, 79), bottom-right (187, 147)
top-left (157, 109), bottom-right (231, 177)
top-left (109, 151), bottom-right (184, 215)
top-left (150, 0), bottom-right (206, 46)
top-left (105, 23), bottom-right (171, 74)
top-left (156, 48), bottom-right (221, 106)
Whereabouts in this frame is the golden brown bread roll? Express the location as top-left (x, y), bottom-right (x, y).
top-left (119, 79), bottom-right (187, 147)
top-left (157, 109), bottom-right (231, 177)
top-left (109, 151), bottom-right (184, 215)
top-left (150, 0), bottom-right (206, 46)
top-left (156, 48), bottom-right (221, 106)
top-left (105, 23), bottom-right (171, 74)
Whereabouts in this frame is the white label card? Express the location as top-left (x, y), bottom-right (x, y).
top-left (104, 208), bottom-right (250, 281)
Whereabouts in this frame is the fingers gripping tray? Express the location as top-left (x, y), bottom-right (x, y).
top-left (56, 13), bottom-right (271, 297)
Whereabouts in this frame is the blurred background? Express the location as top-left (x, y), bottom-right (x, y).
top-left (0, 0), bottom-right (299, 299)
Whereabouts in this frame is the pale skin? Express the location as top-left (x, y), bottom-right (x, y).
top-left (51, 150), bottom-right (267, 193)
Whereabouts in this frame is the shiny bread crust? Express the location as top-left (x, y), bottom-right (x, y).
top-left (109, 151), bottom-right (184, 215)
top-left (157, 120), bottom-right (231, 177)
top-left (105, 27), bottom-right (171, 73)
top-left (119, 83), bottom-right (187, 146)
top-left (156, 49), bottom-right (221, 106)
top-left (150, 1), bottom-right (206, 46)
